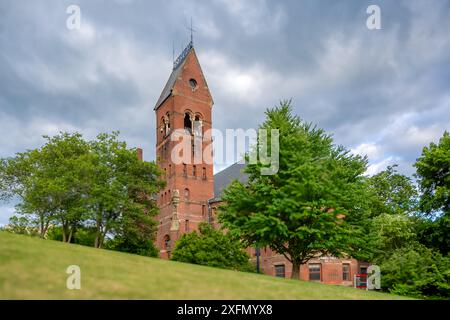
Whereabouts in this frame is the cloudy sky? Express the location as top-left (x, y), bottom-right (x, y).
top-left (1, 0), bottom-right (449, 224)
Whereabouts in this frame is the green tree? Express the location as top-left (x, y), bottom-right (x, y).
top-left (0, 131), bottom-right (165, 251)
top-left (0, 133), bottom-right (91, 240)
top-left (104, 166), bottom-right (161, 257)
top-left (369, 213), bottom-right (417, 262)
top-left (414, 131), bottom-right (450, 254)
top-left (415, 131), bottom-right (450, 216)
top-left (171, 222), bottom-right (254, 272)
top-left (46, 225), bottom-right (97, 246)
top-left (367, 165), bottom-right (418, 217)
top-left (87, 132), bottom-right (164, 248)
top-left (3, 215), bottom-right (40, 237)
top-left (380, 245), bottom-right (450, 299)
top-left (219, 101), bottom-right (369, 279)
top-left (348, 166), bottom-right (420, 262)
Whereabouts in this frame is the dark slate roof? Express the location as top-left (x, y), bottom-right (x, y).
top-left (154, 42), bottom-right (194, 110)
top-left (212, 162), bottom-right (249, 201)
top-left (154, 64), bottom-right (182, 110)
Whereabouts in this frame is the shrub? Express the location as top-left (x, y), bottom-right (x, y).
top-left (171, 222), bottom-right (255, 272)
top-left (380, 244), bottom-right (450, 299)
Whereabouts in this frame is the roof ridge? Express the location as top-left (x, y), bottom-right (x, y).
top-left (173, 41), bottom-right (193, 70)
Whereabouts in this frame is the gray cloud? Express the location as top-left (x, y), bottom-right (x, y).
top-left (1, 0), bottom-right (449, 223)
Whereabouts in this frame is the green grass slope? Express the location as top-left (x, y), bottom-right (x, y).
top-left (0, 232), bottom-right (408, 300)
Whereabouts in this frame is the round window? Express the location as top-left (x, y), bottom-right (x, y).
top-left (189, 78), bottom-right (198, 90)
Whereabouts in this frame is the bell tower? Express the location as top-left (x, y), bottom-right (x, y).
top-left (154, 41), bottom-right (214, 258)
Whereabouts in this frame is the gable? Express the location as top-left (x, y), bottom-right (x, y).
top-left (154, 43), bottom-right (213, 110)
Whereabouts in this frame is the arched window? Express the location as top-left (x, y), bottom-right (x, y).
top-left (160, 117), bottom-right (165, 137)
top-left (184, 188), bottom-right (190, 201)
top-left (183, 163), bottom-right (187, 177)
top-left (194, 115), bottom-right (203, 137)
top-left (164, 235), bottom-right (171, 250)
top-left (189, 78), bottom-right (198, 90)
top-left (193, 165), bottom-right (197, 177)
top-left (165, 113), bottom-right (171, 135)
top-left (184, 113), bottom-right (192, 133)
top-left (202, 167), bottom-right (206, 180)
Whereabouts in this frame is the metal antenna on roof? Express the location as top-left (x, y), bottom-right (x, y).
top-left (187, 17), bottom-right (196, 45)
top-left (172, 40), bottom-right (175, 67)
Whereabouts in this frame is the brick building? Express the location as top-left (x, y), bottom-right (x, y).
top-left (153, 41), bottom-right (369, 285)
top-left (154, 41), bottom-right (214, 259)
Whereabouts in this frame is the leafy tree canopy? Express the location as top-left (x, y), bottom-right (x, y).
top-left (0, 131), bottom-right (165, 255)
top-left (414, 131), bottom-right (450, 255)
top-left (414, 131), bottom-right (450, 216)
top-left (366, 165), bottom-right (419, 217)
top-left (219, 101), bottom-right (369, 279)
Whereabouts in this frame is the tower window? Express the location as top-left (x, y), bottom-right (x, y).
top-left (165, 113), bottom-right (171, 135)
top-left (184, 188), bottom-right (190, 201)
top-left (183, 163), bottom-right (187, 177)
top-left (193, 115), bottom-right (203, 137)
top-left (189, 78), bottom-right (198, 90)
top-left (160, 117), bottom-right (165, 137)
top-left (162, 115), bottom-right (170, 137)
top-left (193, 165), bottom-right (197, 177)
top-left (185, 219), bottom-right (189, 232)
top-left (184, 113), bottom-right (192, 133)
top-left (202, 167), bottom-right (206, 180)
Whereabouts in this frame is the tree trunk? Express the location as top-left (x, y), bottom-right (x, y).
top-left (67, 229), bottom-right (73, 243)
top-left (98, 233), bottom-right (105, 249)
top-left (43, 221), bottom-right (50, 238)
top-left (61, 215), bottom-right (68, 242)
top-left (40, 218), bottom-right (50, 239)
top-left (98, 226), bottom-right (109, 249)
top-left (291, 260), bottom-right (301, 280)
top-left (40, 218), bottom-right (45, 238)
top-left (94, 216), bottom-right (102, 248)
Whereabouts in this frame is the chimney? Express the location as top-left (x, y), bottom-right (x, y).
top-left (137, 148), bottom-right (143, 161)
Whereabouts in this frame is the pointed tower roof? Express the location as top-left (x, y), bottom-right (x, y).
top-left (154, 41), bottom-right (212, 110)
top-left (155, 41), bottom-right (191, 110)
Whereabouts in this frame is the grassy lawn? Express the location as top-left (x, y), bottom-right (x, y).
top-left (0, 231), bottom-right (410, 300)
